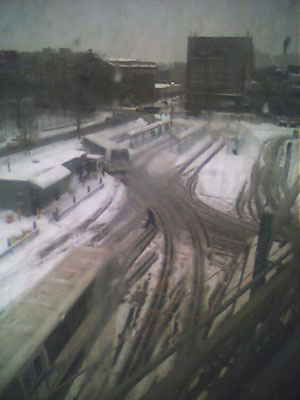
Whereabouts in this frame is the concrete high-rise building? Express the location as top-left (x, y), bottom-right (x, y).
top-left (186, 36), bottom-right (254, 113)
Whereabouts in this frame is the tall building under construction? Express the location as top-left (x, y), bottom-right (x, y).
top-left (186, 36), bottom-right (254, 113)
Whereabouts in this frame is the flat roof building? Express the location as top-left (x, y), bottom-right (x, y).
top-left (108, 59), bottom-right (157, 106)
top-left (186, 36), bottom-right (254, 113)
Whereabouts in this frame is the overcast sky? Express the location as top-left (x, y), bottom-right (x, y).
top-left (0, 0), bottom-right (298, 62)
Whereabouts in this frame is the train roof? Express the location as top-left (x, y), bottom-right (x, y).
top-left (86, 153), bottom-right (104, 160)
top-left (0, 247), bottom-right (111, 392)
top-left (128, 117), bottom-right (171, 137)
top-left (83, 134), bottom-right (128, 150)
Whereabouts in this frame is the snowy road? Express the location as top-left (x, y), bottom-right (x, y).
top-left (79, 124), bottom-right (261, 399)
top-left (1, 115), bottom-right (297, 400)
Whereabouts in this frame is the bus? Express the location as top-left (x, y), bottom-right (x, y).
top-left (0, 247), bottom-right (120, 399)
top-left (82, 135), bottom-right (130, 173)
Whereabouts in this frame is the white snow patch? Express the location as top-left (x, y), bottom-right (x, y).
top-left (241, 121), bottom-right (293, 142)
top-left (0, 174), bottom-right (125, 312)
top-left (0, 139), bottom-right (83, 180)
top-left (196, 132), bottom-right (260, 213)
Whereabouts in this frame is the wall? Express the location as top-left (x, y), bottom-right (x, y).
top-left (0, 180), bottom-right (33, 215)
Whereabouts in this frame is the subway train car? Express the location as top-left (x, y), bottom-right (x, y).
top-left (0, 247), bottom-right (120, 399)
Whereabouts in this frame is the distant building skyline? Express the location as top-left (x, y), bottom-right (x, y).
top-left (0, 0), bottom-right (298, 63)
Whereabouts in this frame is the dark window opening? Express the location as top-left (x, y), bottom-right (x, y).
top-left (23, 368), bottom-right (33, 390)
top-left (15, 192), bottom-right (24, 201)
top-left (97, 145), bottom-right (106, 157)
top-left (111, 149), bottom-right (129, 161)
top-left (44, 283), bottom-right (93, 363)
top-left (1, 378), bottom-right (23, 400)
top-left (33, 355), bottom-right (43, 380)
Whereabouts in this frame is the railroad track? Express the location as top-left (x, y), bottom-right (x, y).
top-left (114, 202), bottom-right (174, 380)
top-left (176, 139), bottom-right (213, 176)
top-left (39, 183), bottom-right (120, 258)
top-left (235, 180), bottom-right (248, 219)
top-left (111, 166), bottom-right (209, 392)
top-left (187, 139), bottom-right (226, 196)
top-left (78, 124), bottom-right (261, 399)
top-left (176, 133), bottom-right (254, 253)
top-left (175, 131), bottom-right (257, 325)
top-left (99, 126), bottom-right (295, 400)
top-left (183, 162), bottom-right (256, 253)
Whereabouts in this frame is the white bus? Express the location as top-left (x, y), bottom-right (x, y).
top-left (0, 248), bottom-right (119, 399)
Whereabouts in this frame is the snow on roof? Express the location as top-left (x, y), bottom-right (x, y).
top-left (55, 149), bottom-right (86, 164)
top-left (128, 117), bottom-right (171, 137)
top-left (30, 165), bottom-right (71, 189)
top-left (155, 83), bottom-right (169, 89)
top-left (109, 57), bottom-right (138, 62)
top-left (83, 134), bottom-right (126, 150)
top-left (86, 154), bottom-right (103, 160)
top-left (0, 139), bottom-right (84, 181)
top-left (108, 58), bottom-right (156, 68)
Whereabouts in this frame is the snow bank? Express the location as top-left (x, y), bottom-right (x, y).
top-left (0, 174), bottom-right (125, 312)
top-left (195, 129), bottom-right (261, 214)
top-left (241, 121), bottom-right (294, 142)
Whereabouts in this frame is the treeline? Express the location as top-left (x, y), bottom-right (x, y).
top-left (246, 66), bottom-right (299, 116)
top-left (1, 49), bottom-right (116, 108)
top-left (0, 49), bottom-right (117, 139)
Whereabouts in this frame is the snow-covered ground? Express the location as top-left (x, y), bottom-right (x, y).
top-left (0, 110), bottom-right (113, 144)
top-left (1, 112), bottom-right (299, 400)
top-left (241, 121), bottom-right (294, 142)
top-left (174, 118), bottom-right (295, 214)
top-left (0, 116), bottom-right (297, 315)
top-left (196, 129), bottom-right (261, 213)
top-left (0, 174), bottom-right (126, 313)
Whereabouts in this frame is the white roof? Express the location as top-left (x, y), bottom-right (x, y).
top-left (0, 140), bottom-right (85, 181)
top-left (128, 117), bottom-right (170, 137)
top-left (155, 83), bottom-right (171, 89)
top-left (55, 150), bottom-right (86, 164)
top-left (30, 165), bottom-right (71, 189)
top-left (86, 154), bottom-right (103, 160)
top-left (83, 135), bottom-right (126, 150)
top-left (108, 58), bottom-right (156, 68)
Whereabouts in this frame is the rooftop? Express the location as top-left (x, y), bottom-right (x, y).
top-left (0, 140), bottom-right (84, 181)
top-left (30, 165), bottom-right (71, 189)
top-left (108, 58), bottom-right (157, 69)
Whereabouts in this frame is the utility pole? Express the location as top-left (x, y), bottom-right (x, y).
top-left (250, 213), bottom-right (273, 297)
top-left (170, 82), bottom-right (175, 151)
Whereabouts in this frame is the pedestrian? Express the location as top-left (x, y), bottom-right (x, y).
top-left (144, 208), bottom-right (156, 228)
top-left (53, 206), bottom-right (60, 221)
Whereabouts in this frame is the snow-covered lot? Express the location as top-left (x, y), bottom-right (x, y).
top-left (0, 116), bottom-right (296, 315)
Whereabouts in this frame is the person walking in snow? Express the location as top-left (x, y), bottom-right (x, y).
top-left (144, 208), bottom-right (156, 228)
